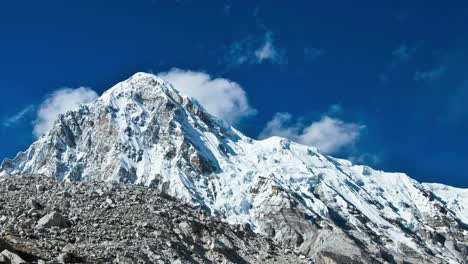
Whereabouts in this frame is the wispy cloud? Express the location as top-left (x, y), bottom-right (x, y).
top-left (222, 38), bottom-right (252, 66)
top-left (223, 4), bottom-right (231, 15)
top-left (259, 110), bottom-right (365, 154)
top-left (414, 65), bottom-right (447, 82)
top-left (392, 44), bottom-right (414, 62)
top-left (395, 9), bottom-right (409, 23)
top-left (304, 47), bottom-right (325, 61)
top-left (254, 32), bottom-right (285, 63)
top-left (441, 79), bottom-right (468, 124)
top-left (380, 44), bottom-right (417, 83)
top-left (326, 104), bottom-right (342, 115)
top-left (349, 153), bottom-right (382, 166)
top-left (254, 34), bottom-right (276, 62)
top-left (223, 31), bottom-right (286, 67)
top-left (1, 105), bottom-right (35, 127)
top-left (408, 42), bottom-right (468, 125)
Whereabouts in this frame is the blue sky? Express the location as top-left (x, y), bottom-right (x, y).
top-left (1, 0), bottom-right (468, 187)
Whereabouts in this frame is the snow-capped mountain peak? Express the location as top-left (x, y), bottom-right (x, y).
top-left (1, 72), bottom-right (467, 263)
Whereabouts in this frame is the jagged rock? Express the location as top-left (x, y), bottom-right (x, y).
top-left (56, 252), bottom-right (74, 263)
top-left (36, 212), bottom-right (69, 229)
top-left (0, 250), bottom-right (26, 264)
top-left (27, 199), bottom-right (44, 210)
top-left (178, 221), bottom-right (193, 234)
top-left (61, 244), bottom-right (76, 254)
top-left (210, 237), bottom-right (233, 252)
top-left (238, 223), bottom-right (254, 235)
top-left (36, 185), bottom-right (46, 193)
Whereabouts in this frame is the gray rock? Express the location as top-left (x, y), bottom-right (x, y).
top-left (36, 185), bottom-right (46, 192)
top-left (61, 243), bottom-right (76, 253)
top-left (0, 215), bottom-right (7, 224)
top-left (178, 221), bottom-right (192, 234)
top-left (105, 198), bottom-right (114, 205)
top-left (56, 252), bottom-right (74, 263)
top-left (36, 212), bottom-right (69, 229)
top-left (210, 237), bottom-right (232, 252)
top-left (1, 249), bottom-right (26, 264)
top-left (27, 199), bottom-right (44, 210)
top-left (239, 223), bottom-right (253, 235)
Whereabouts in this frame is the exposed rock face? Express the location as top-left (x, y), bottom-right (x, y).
top-left (0, 175), bottom-right (302, 263)
top-left (1, 72), bottom-right (467, 263)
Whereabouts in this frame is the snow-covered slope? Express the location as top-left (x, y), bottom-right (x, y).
top-left (424, 183), bottom-right (468, 226)
top-left (1, 73), bottom-right (467, 263)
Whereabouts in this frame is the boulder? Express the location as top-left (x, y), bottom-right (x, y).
top-left (56, 252), bottom-right (73, 263)
top-left (27, 199), bottom-right (44, 210)
top-left (36, 212), bottom-right (69, 229)
top-left (178, 221), bottom-right (193, 234)
top-left (7, 184), bottom-right (17, 191)
top-left (61, 243), bottom-right (77, 254)
top-left (1, 249), bottom-right (26, 264)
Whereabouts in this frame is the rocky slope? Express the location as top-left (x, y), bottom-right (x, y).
top-left (0, 175), bottom-right (303, 263)
top-left (424, 183), bottom-right (468, 226)
top-left (1, 72), bottom-right (467, 263)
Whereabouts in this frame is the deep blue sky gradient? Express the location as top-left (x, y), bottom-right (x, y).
top-left (1, 0), bottom-right (468, 186)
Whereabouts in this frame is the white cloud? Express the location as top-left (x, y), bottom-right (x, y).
top-left (158, 68), bottom-right (256, 124)
top-left (259, 112), bottom-right (365, 154)
top-left (33, 87), bottom-right (98, 138)
top-left (298, 116), bottom-right (364, 154)
top-left (258, 112), bottom-right (300, 140)
top-left (2, 105), bottom-right (35, 127)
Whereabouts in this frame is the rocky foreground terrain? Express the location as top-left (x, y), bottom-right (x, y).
top-left (0, 175), bottom-right (306, 263)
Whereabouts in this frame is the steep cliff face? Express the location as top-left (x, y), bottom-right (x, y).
top-left (1, 73), bottom-right (467, 263)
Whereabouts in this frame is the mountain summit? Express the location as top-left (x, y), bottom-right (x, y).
top-left (1, 73), bottom-right (467, 263)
